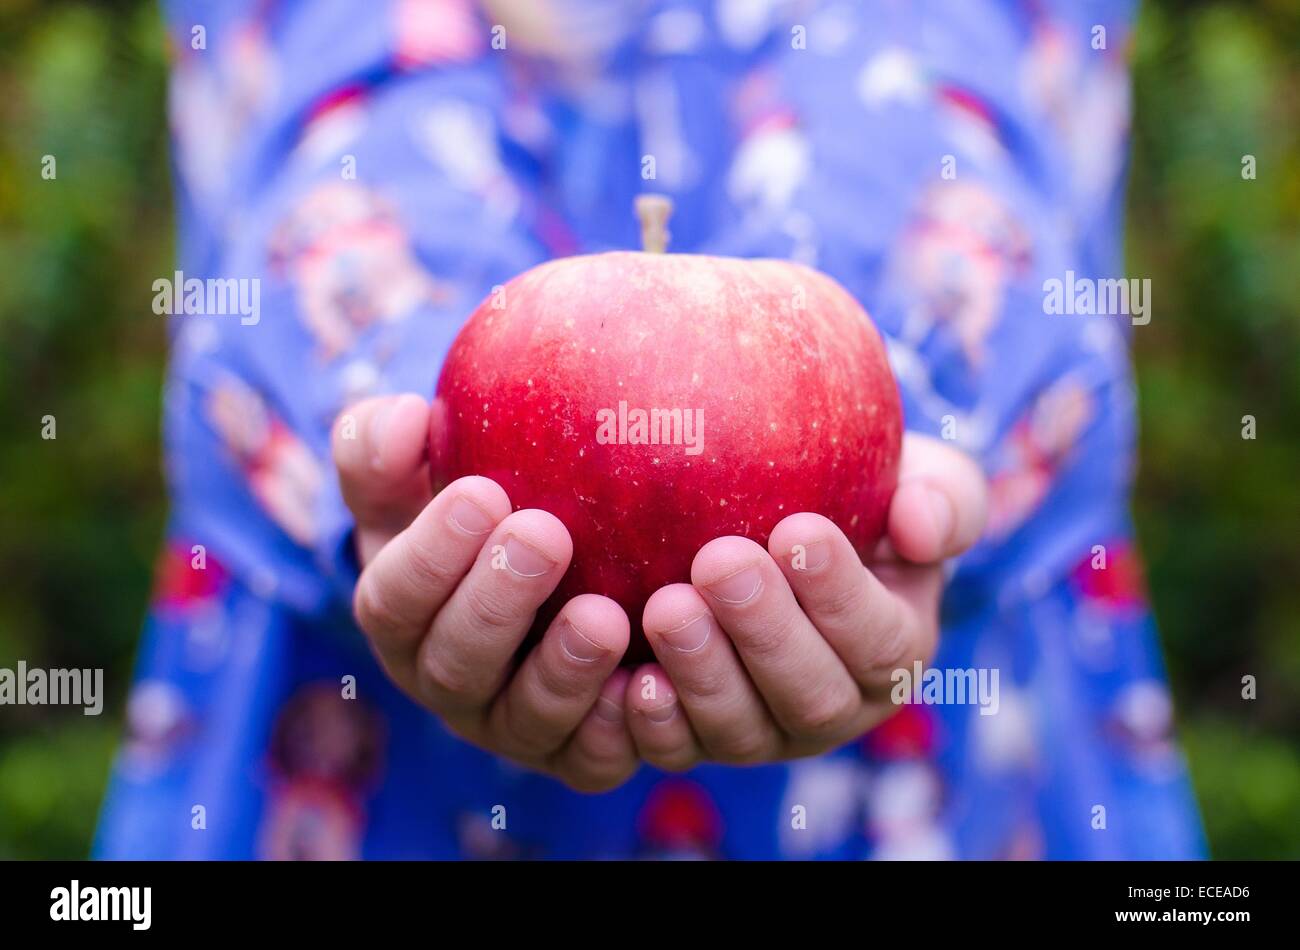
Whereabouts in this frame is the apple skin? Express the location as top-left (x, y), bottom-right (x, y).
top-left (431, 251), bottom-right (903, 663)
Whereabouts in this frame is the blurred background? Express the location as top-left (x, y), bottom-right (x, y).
top-left (0, 0), bottom-right (1297, 859)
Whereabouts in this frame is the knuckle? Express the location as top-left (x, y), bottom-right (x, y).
top-left (496, 717), bottom-right (547, 762)
top-left (810, 576), bottom-right (866, 630)
top-left (643, 747), bottom-right (695, 773)
top-left (734, 610), bottom-right (802, 663)
top-left (401, 535), bottom-right (463, 590)
top-left (707, 727), bottom-right (772, 765)
top-left (461, 580), bottom-right (523, 633)
top-left (861, 601), bottom-right (913, 674)
top-left (677, 663), bottom-right (731, 704)
top-left (787, 684), bottom-right (856, 738)
top-left (500, 689), bottom-right (565, 752)
top-left (420, 650), bottom-right (469, 700)
top-left (535, 652), bottom-right (592, 703)
top-left (913, 610), bottom-right (940, 665)
top-left (561, 764), bottom-right (626, 794)
top-left (353, 575), bottom-right (403, 637)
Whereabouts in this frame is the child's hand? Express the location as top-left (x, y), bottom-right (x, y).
top-left (332, 394), bottom-right (639, 793)
top-left (624, 434), bottom-right (989, 770)
top-left (333, 397), bottom-right (985, 785)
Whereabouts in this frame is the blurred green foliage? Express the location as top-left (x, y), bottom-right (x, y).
top-left (1127, 0), bottom-right (1300, 859)
top-left (0, 0), bottom-right (170, 858)
top-left (0, 0), bottom-right (1296, 859)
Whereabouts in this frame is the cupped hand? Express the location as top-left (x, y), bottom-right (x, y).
top-left (624, 433), bottom-right (989, 770)
top-left (332, 393), bottom-right (639, 792)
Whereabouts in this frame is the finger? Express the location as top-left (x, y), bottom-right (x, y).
top-left (887, 433), bottom-right (989, 564)
top-left (488, 594), bottom-right (629, 760)
top-left (769, 512), bottom-right (935, 695)
top-left (332, 393), bottom-right (435, 564)
top-left (552, 669), bottom-right (640, 793)
top-left (354, 476), bottom-right (511, 685)
top-left (641, 584), bottom-right (783, 764)
top-left (417, 508), bottom-right (572, 716)
top-left (690, 537), bottom-right (861, 742)
top-left (624, 663), bottom-right (702, 772)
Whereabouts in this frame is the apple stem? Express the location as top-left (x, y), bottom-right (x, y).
top-left (635, 194), bottom-right (673, 253)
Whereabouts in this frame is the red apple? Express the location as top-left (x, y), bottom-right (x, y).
top-left (431, 198), bottom-right (902, 663)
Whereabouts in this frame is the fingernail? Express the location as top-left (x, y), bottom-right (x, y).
top-left (502, 535), bottom-right (556, 578)
top-left (642, 701), bottom-right (677, 723)
top-left (595, 675), bottom-right (627, 722)
top-left (925, 485), bottom-right (955, 548)
top-left (661, 614), bottom-right (711, 653)
top-left (706, 565), bottom-right (762, 605)
top-left (594, 695), bottom-right (623, 722)
top-left (368, 403), bottom-right (396, 470)
top-left (560, 619), bottom-right (607, 663)
top-left (448, 496), bottom-right (495, 536)
top-left (795, 539), bottom-right (831, 572)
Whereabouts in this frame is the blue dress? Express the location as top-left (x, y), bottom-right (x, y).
top-left (96, 0), bottom-right (1205, 859)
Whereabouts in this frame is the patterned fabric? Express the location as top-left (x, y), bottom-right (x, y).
top-left (95, 0), bottom-right (1205, 859)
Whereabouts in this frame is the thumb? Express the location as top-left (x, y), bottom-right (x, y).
top-left (886, 433), bottom-right (989, 565)
top-left (331, 393), bottom-right (435, 565)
